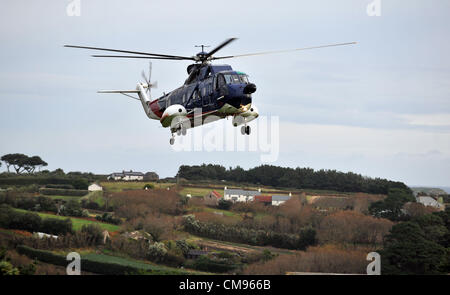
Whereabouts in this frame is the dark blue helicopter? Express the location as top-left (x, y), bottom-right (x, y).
top-left (65, 38), bottom-right (355, 145)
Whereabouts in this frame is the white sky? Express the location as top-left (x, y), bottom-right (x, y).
top-left (0, 0), bottom-right (449, 187)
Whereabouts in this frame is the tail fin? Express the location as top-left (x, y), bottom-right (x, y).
top-left (136, 83), bottom-right (159, 120)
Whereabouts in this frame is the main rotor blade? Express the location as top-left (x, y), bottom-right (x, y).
top-left (64, 45), bottom-right (195, 60)
top-left (91, 55), bottom-right (186, 60)
top-left (212, 42), bottom-right (357, 60)
top-left (204, 38), bottom-right (238, 59)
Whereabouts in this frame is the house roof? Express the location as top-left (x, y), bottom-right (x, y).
top-left (272, 195), bottom-right (291, 201)
top-left (110, 171), bottom-right (144, 177)
top-left (211, 190), bottom-right (222, 199)
top-left (225, 188), bottom-right (260, 196)
top-left (416, 196), bottom-right (442, 207)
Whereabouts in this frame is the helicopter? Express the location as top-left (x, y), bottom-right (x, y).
top-left (64, 38), bottom-right (356, 145)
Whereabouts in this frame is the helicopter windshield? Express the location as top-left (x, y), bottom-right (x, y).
top-left (224, 74), bottom-right (249, 84)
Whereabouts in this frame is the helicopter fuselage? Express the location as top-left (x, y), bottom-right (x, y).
top-left (145, 63), bottom-right (258, 132)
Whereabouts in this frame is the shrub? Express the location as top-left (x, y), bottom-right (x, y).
top-left (39, 188), bottom-right (88, 197)
top-left (40, 218), bottom-right (73, 235)
top-left (81, 224), bottom-right (103, 245)
top-left (218, 199), bottom-right (232, 210)
top-left (0, 261), bottom-right (20, 275)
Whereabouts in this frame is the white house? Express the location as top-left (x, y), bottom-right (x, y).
top-left (88, 183), bottom-right (103, 192)
top-left (108, 170), bottom-right (144, 181)
top-left (224, 187), bottom-right (260, 202)
top-left (271, 194), bottom-right (292, 206)
top-left (34, 232), bottom-right (58, 239)
top-left (416, 196), bottom-right (445, 210)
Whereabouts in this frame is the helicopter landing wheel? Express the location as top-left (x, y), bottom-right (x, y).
top-left (241, 125), bottom-right (251, 135)
top-left (177, 129), bottom-right (181, 136)
top-left (170, 136), bottom-right (175, 145)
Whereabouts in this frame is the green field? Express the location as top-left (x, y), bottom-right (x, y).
top-left (14, 208), bottom-right (120, 232)
top-left (180, 187), bottom-right (214, 197)
top-left (80, 253), bottom-right (190, 274)
top-left (100, 181), bottom-right (175, 192)
top-left (44, 195), bottom-right (83, 202)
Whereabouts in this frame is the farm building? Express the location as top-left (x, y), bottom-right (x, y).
top-left (416, 196), bottom-right (445, 210)
top-left (108, 170), bottom-right (144, 181)
top-left (88, 183), bottom-right (103, 191)
top-left (224, 187), bottom-right (260, 202)
top-left (204, 190), bottom-right (222, 206)
top-left (272, 195), bottom-right (291, 206)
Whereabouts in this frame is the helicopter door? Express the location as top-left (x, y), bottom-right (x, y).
top-left (214, 74), bottom-right (227, 100)
top-left (202, 79), bottom-right (213, 108)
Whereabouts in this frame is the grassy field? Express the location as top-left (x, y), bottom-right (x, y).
top-left (180, 187), bottom-right (215, 197)
top-left (80, 253), bottom-right (185, 273)
top-left (82, 191), bottom-right (105, 206)
top-left (100, 181), bottom-right (175, 192)
top-left (44, 195), bottom-right (83, 202)
top-left (14, 208), bottom-right (120, 232)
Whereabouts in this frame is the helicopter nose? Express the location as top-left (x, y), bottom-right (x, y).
top-left (243, 83), bottom-right (257, 94)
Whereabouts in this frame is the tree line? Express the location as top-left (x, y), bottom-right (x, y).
top-left (177, 164), bottom-right (410, 194)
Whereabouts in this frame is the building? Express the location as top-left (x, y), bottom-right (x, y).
top-left (108, 170), bottom-right (144, 181)
top-left (416, 196), bottom-right (445, 210)
top-left (272, 195), bottom-right (291, 206)
top-left (204, 190), bottom-right (222, 206)
top-left (224, 187), bottom-right (261, 202)
top-left (254, 195), bottom-right (272, 205)
top-left (88, 183), bottom-right (103, 192)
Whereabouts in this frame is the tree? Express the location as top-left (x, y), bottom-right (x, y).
top-left (0, 153), bottom-right (47, 174)
top-left (369, 188), bottom-right (415, 221)
top-left (380, 220), bottom-right (447, 274)
top-left (1, 153), bottom-right (28, 174)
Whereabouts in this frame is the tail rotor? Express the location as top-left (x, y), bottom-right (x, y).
top-left (141, 62), bottom-right (158, 98)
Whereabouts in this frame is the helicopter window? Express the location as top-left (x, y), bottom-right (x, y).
top-left (217, 75), bottom-right (226, 88)
top-left (224, 74), bottom-right (241, 84)
top-left (239, 75), bottom-right (249, 83)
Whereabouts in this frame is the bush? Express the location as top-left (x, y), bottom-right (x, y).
top-left (81, 200), bottom-right (100, 210)
top-left (0, 261), bottom-right (20, 275)
top-left (81, 224), bottom-right (103, 245)
top-left (191, 255), bottom-right (240, 273)
top-left (39, 188), bottom-right (88, 197)
top-left (40, 218), bottom-right (73, 235)
top-left (60, 200), bottom-right (83, 217)
top-left (16, 245), bottom-right (148, 275)
top-left (0, 205), bottom-right (72, 235)
top-left (143, 184), bottom-right (155, 190)
top-left (95, 212), bottom-right (121, 225)
top-left (218, 199), bottom-right (232, 210)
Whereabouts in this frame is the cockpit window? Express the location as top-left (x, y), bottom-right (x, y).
top-left (224, 74), bottom-right (246, 84)
top-left (239, 75), bottom-right (249, 83)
